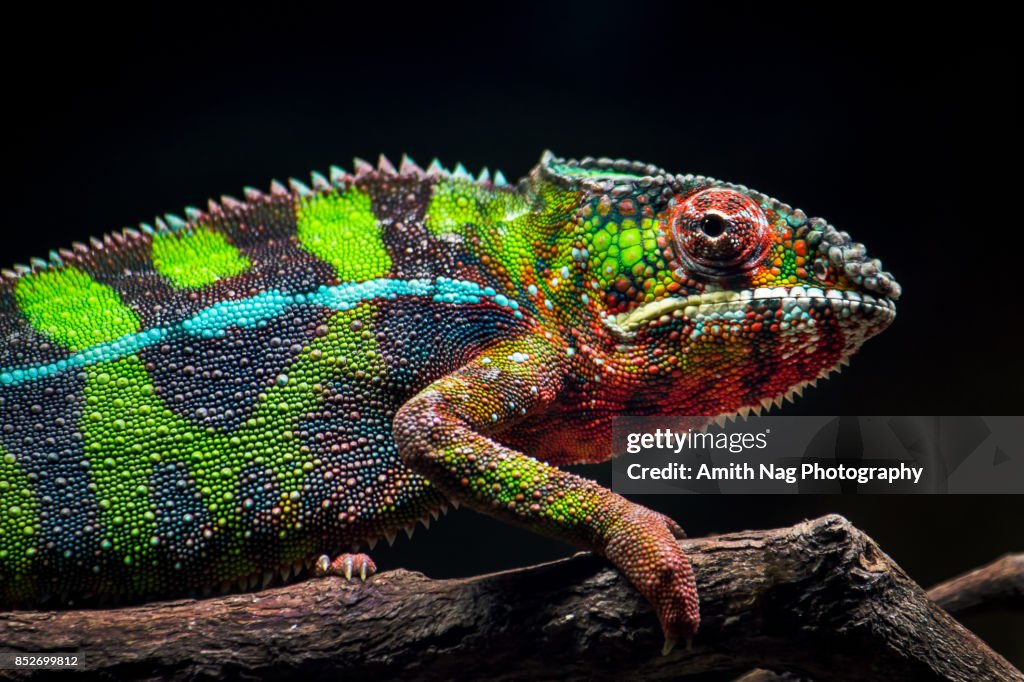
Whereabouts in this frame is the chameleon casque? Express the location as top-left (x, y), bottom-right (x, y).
top-left (0, 152), bottom-right (900, 647)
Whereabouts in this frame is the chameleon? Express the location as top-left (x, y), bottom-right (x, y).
top-left (0, 152), bottom-right (900, 648)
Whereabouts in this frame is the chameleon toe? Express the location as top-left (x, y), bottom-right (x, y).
top-left (315, 553), bottom-right (377, 582)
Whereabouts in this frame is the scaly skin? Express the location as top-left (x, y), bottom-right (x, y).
top-left (0, 152), bottom-right (900, 646)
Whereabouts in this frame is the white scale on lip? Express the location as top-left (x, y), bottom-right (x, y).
top-left (607, 286), bottom-right (894, 335)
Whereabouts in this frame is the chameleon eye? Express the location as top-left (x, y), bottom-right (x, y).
top-left (699, 214), bottom-right (727, 238)
top-left (671, 188), bottom-right (771, 274)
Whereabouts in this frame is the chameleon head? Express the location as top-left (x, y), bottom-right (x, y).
top-left (539, 153), bottom-right (900, 419)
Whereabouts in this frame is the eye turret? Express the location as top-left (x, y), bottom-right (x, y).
top-left (670, 188), bottom-right (772, 274)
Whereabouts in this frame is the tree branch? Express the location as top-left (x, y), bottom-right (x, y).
top-left (1, 515), bottom-right (1020, 681)
top-left (927, 553), bottom-right (1024, 616)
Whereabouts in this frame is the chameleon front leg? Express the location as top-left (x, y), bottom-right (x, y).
top-left (392, 335), bottom-right (699, 646)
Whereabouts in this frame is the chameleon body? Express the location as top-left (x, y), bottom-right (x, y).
top-left (0, 153), bottom-right (899, 644)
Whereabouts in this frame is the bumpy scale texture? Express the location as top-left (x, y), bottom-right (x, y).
top-left (0, 152), bottom-right (900, 643)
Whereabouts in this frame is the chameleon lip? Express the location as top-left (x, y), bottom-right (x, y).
top-left (606, 286), bottom-right (896, 335)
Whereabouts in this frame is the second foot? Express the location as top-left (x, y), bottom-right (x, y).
top-left (314, 552), bottom-right (378, 581)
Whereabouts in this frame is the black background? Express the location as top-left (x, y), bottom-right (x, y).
top-left (4, 2), bottom-right (1021, 669)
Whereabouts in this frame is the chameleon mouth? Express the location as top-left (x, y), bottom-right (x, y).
top-left (604, 286), bottom-right (896, 336)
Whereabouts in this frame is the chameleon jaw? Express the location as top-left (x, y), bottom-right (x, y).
top-left (713, 361), bottom-right (847, 426)
top-left (606, 290), bottom-right (744, 335)
top-left (603, 286), bottom-right (896, 339)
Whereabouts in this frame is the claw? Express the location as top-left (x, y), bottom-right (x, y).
top-left (662, 638), bottom-right (676, 656)
top-left (315, 552), bottom-right (377, 582)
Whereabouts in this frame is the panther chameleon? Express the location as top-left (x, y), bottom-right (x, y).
top-left (0, 152), bottom-right (900, 649)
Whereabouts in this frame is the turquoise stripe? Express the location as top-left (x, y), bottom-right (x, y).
top-left (0, 277), bottom-right (521, 387)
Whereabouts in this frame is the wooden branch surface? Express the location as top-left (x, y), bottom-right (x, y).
top-left (927, 553), bottom-right (1024, 615)
top-left (1, 515), bottom-right (1020, 681)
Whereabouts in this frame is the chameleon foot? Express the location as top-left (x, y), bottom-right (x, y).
top-left (314, 553), bottom-right (377, 581)
top-left (604, 502), bottom-right (699, 644)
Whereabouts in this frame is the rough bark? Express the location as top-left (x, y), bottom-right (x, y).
top-left (0, 515), bottom-right (1020, 681)
top-left (927, 553), bottom-right (1024, 616)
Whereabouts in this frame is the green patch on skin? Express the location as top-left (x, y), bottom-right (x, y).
top-left (322, 304), bottom-right (380, 379)
top-left (542, 487), bottom-right (597, 527)
top-left (425, 179), bottom-right (530, 237)
top-left (426, 179), bottom-right (563, 282)
top-left (579, 214), bottom-right (672, 300)
top-left (451, 433), bottom-right (599, 534)
top-left (152, 228), bottom-right (251, 289)
top-left (545, 163), bottom-right (640, 181)
top-left (458, 441), bottom-right (551, 508)
top-left (81, 305), bottom-right (380, 586)
top-left (0, 446), bottom-right (40, 600)
top-left (14, 267), bottom-right (141, 351)
top-left (297, 188), bottom-right (390, 281)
